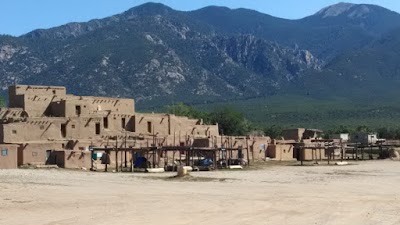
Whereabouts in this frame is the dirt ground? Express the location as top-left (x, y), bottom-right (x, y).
top-left (1, 161), bottom-right (400, 225)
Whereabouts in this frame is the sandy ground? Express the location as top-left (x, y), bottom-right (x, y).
top-left (1, 161), bottom-right (400, 225)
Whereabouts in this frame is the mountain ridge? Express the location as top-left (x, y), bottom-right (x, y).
top-left (1, 2), bottom-right (400, 110)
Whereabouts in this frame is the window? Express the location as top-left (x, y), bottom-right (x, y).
top-left (75, 105), bottom-right (81, 116)
top-left (40, 125), bottom-right (45, 130)
top-left (121, 118), bottom-right (126, 129)
top-left (12, 130), bottom-right (17, 134)
top-left (71, 124), bottom-right (75, 129)
top-left (147, 121), bottom-right (152, 133)
top-left (52, 90), bottom-right (56, 95)
top-left (95, 123), bottom-right (101, 135)
top-left (103, 117), bottom-right (108, 129)
top-left (1, 149), bottom-right (7, 156)
top-left (61, 124), bottom-right (67, 138)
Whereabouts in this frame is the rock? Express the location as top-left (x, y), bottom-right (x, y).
top-left (177, 166), bottom-right (188, 177)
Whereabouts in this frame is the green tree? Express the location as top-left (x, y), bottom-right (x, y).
top-left (263, 125), bottom-right (283, 139)
top-left (356, 125), bottom-right (371, 133)
top-left (209, 106), bottom-right (250, 136)
top-left (166, 103), bottom-right (209, 121)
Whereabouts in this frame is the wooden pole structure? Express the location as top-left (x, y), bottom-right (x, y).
top-left (370, 145), bottom-right (373, 160)
top-left (124, 132), bottom-right (127, 168)
top-left (246, 137), bottom-right (250, 166)
top-left (361, 147), bottom-right (364, 160)
top-left (115, 136), bottom-right (119, 172)
top-left (173, 130), bottom-right (176, 167)
top-left (213, 148), bottom-right (218, 170)
top-left (300, 146), bottom-right (304, 166)
top-left (327, 148), bottom-right (330, 165)
top-left (131, 150), bottom-right (134, 172)
top-left (179, 146), bottom-right (182, 165)
top-left (319, 148), bottom-right (322, 162)
top-left (105, 149), bottom-right (109, 172)
top-left (251, 139), bottom-right (255, 163)
top-left (355, 144), bottom-right (358, 160)
top-left (340, 139), bottom-right (343, 162)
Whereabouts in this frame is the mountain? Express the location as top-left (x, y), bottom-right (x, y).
top-left (0, 3), bottom-right (321, 106)
top-left (190, 3), bottom-right (400, 60)
top-left (1, 2), bottom-right (400, 112)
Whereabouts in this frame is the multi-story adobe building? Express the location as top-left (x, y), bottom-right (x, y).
top-left (0, 85), bottom-right (273, 169)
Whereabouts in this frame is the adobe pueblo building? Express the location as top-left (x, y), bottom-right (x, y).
top-left (0, 85), bottom-right (275, 170)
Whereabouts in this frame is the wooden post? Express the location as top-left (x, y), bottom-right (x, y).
top-left (361, 147), bottom-right (364, 160)
top-left (119, 137), bottom-right (123, 171)
top-left (300, 146), bottom-right (304, 166)
top-left (246, 138), bottom-right (250, 166)
top-left (319, 148), bottom-right (322, 162)
top-left (105, 149), bottom-right (109, 172)
top-left (213, 149), bottom-right (217, 170)
top-left (327, 148), bottom-right (330, 165)
top-left (115, 136), bottom-right (119, 172)
top-left (355, 144), bottom-right (358, 160)
top-left (370, 145), bottom-right (373, 160)
top-left (179, 147), bottom-right (182, 165)
top-left (251, 139), bottom-right (255, 163)
top-left (124, 132), bottom-right (127, 168)
top-left (131, 150), bottom-right (134, 172)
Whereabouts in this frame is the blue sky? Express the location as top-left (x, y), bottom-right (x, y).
top-left (1, 0), bottom-right (399, 36)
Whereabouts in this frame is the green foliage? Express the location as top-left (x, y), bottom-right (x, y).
top-left (263, 125), bottom-right (283, 139)
top-left (166, 103), bottom-right (208, 121)
top-left (208, 107), bottom-right (250, 136)
top-left (165, 103), bottom-right (251, 136)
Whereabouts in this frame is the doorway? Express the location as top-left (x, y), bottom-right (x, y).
top-left (61, 124), bottom-right (67, 138)
top-left (95, 123), bottom-right (101, 135)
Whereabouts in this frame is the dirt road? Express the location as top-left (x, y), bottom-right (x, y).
top-left (1, 161), bottom-right (400, 225)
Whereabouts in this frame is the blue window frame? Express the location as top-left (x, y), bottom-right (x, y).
top-left (1, 149), bottom-right (8, 156)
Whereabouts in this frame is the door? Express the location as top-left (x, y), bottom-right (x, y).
top-left (46, 150), bottom-right (52, 164)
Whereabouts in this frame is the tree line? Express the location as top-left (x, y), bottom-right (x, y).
top-left (166, 103), bottom-right (400, 140)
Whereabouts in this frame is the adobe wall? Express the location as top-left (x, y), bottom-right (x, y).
top-left (302, 148), bottom-right (327, 161)
top-left (54, 150), bottom-right (92, 169)
top-left (9, 85), bottom-right (67, 118)
top-left (203, 136), bottom-right (270, 161)
top-left (0, 144), bottom-right (18, 169)
top-left (104, 113), bottom-right (134, 132)
top-left (282, 129), bottom-right (305, 142)
top-left (249, 137), bottom-right (270, 160)
top-left (9, 85), bottom-right (67, 96)
top-left (169, 115), bottom-right (219, 137)
top-left (1, 119), bottom-right (67, 143)
top-left (132, 113), bottom-right (219, 138)
top-left (18, 142), bottom-right (64, 165)
top-left (86, 97), bottom-right (135, 115)
top-left (267, 144), bottom-right (295, 161)
top-left (135, 113), bottom-right (170, 135)
top-left (23, 95), bottom-right (56, 118)
top-left (0, 108), bottom-right (27, 122)
top-left (1, 116), bottom-right (133, 143)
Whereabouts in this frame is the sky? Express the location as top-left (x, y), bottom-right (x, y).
top-left (1, 0), bottom-right (399, 36)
